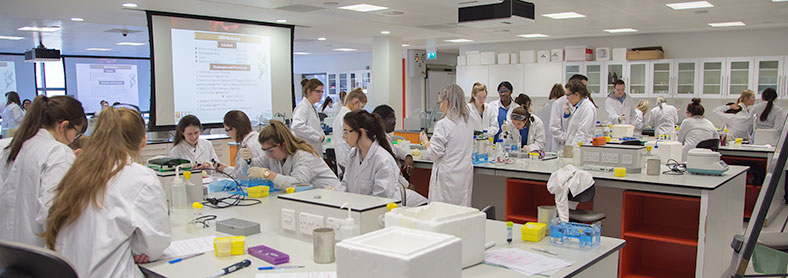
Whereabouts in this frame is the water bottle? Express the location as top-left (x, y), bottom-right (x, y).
top-left (171, 176), bottom-right (188, 209)
top-left (594, 121), bottom-right (603, 138)
top-left (472, 135), bottom-right (479, 164)
top-left (494, 139), bottom-right (505, 163)
top-left (602, 123), bottom-right (611, 138)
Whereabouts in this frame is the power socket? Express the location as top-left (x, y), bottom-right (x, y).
top-left (326, 217), bottom-right (344, 231)
top-left (281, 209), bottom-right (296, 231)
top-left (299, 212), bottom-right (324, 236)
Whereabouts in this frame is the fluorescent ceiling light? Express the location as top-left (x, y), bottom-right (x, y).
top-left (773, 0), bottom-right (787, 2)
top-left (17, 26), bottom-right (61, 32)
top-left (381, 31), bottom-right (390, 35)
top-left (276, 19), bottom-right (287, 23)
top-left (294, 52), bottom-right (311, 55)
top-left (116, 42), bottom-right (146, 46)
top-left (122, 3), bottom-right (138, 8)
top-left (70, 17), bottom-right (84, 22)
top-left (333, 48), bottom-right (357, 52)
top-left (666, 1), bottom-right (714, 10)
top-left (0, 36), bottom-right (24, 40)
top-left (708, 21), bottom-right (745, 27)
top-left (542, 12), bottom-right (585, 19)
top-left (401, 44), bottom-right (410, 47)
top-left (338, 4), bottom-right (388, 12)
top-left (317, 37), bottom-right (326, 41)
top-left (445, 39), bottom-right (474, 43)
top-left (86, 48), bottom-right (112, 51)
top-left (604, 28), bottom-right (638, 33)
top-left (517, 33), bottom-right (549, 38)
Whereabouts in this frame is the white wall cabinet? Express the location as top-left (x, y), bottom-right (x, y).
top-left (726, 57), bottom-right (755, 97)
top-left (562, 62), bottom-right (604, 95)
top-left (699, 58), bottom-right (726, 98)
top-left (627, 61), bottom-right (649, 96)
top-left (456, 65), bottom-right (489, 99)
top-left (753, 56), bottom-right (783, 96)
top-left (488, 64), bottom-right (525, 96)
top-left (649, 59), bottom-right (673, 96)
top-left (523, 63), bottom-right (563, 98)
top-left (674, 59), bottom-right (700, 98)
top-left (606, 62), bottom-right (626, 94)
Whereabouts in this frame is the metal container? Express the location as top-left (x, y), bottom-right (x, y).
top-left (313, 228), bottom-right (336, 264)
top-left (647, 158), bottom-right (661, 175)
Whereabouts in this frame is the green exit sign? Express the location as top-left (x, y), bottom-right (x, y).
top-left (427, 52), bottom-right (437, 59)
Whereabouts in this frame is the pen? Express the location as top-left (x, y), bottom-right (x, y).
top-left (207, 259), bottom-right (251, 278)
top-left (531, 247), bottom-right (559, 256)
top-left (168, 252), bottom-right (204, 264)
top-left (258, 265), bottom-right (305, 270)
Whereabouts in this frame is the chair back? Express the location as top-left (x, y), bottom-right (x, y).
top-left (0, 240), bottom-right (78, 278)
top-left (696, 138), bottom-right (720, 152)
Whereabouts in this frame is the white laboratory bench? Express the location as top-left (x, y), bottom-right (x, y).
top-left (719, 145), bottom-right (775, 159)
top-left (142, 192), bottom-right (625, 278)
top-left (410, 156), bottom-right (747, 278)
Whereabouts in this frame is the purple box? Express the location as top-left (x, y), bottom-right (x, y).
top-left (248, 245), bottom-right (290, 265)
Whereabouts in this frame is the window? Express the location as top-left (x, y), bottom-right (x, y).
top-left (35, 59), bottom-right (66, 97)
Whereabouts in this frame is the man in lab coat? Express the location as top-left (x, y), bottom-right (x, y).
top-left (605, 79), bottom-right (636, 125)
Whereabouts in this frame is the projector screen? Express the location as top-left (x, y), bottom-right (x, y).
top-left (147, 11), bottom-right (294, 129)
top-left (0, 54), bottom-right (36, 101)
top-left (63, 56), bottom-right (151, 114)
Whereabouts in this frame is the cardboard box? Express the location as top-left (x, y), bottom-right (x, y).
top-left (564, 46), bottom-right (594, 61)
top-left (627, 47), bottom-right (664, 60)
top-left (520, 50), bottom-right (536, 64)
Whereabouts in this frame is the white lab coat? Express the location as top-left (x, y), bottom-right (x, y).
top-left (332, 106), bottom-right (352, 172)
top-left (168, 138), bottom-right (219, 165)
top-left (427, 116), bottom-right (474, 206)
top-left (505, 114), bottom-right (546, 152)
top-left (467, 102), bottom-right (499, 138)
top-left (0, 129), bottom-right (75, 247)
top-left (340, 141), bottom-right (402, 200)
top-left (538, 99), bottom-right (557, 152)
top-left (647, 104), bottom-right (679, 137)
top-left (678, 116), bottom-right (719, 161)
top-left (292, 97), bottom-right (324, 154)
top-left (386, 133), bottom-right (411, 161)
top-left (252, 149), bottom-right (340, 190)
top-left (565, 99), bottom-right (597, 146)
top-left (750, 102), bottom-right (787, 134)
top-left (1, 103), bottom-right (24, 133)
top-left (713, 104), bottom-right (753, 140)
top-left (546, 165), bottom-right (594, 222)
top-left (605, 93), bottom-right (636, 125)
top-left (55, 162), bottom-right (171, 278)
top-left (489, 99), bottom-right (517, 138)
top-left (225, 131), bottom-right (264, 179)
top-left (549, 96), bottom-right (571, 151)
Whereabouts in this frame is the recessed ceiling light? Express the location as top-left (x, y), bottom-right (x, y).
top-left (276, 19), bottom-right (287, 23)
top-left (381, 31), bottom-right (390, 35)
top-left (517, 33), bottom-right (549, 38)
top-left (122, 3), bottom-right (138, 8)
top-left (70, 17), bottom-right (84, 22)
top-left (542, 12), bottom-right (586, 19)
top-left (0, 36), bottom-right (24, 40)
top-left (116, 42), bottom-right (146, 46)
top-left (401, 44), bottom-right (410, 47)
top-left (445, 39), bottom-right (474, 43)
top-left (18, 26), bottom-right (61, 32)
top-left (333, 48), bottom-right (357, 52)
top-left (317, 37), bottom-right (327, 41)
top-left (772, 0), bottom-right (787, 2)
top-left (338, 4), bottom-right (388, 12)
top-left (85, 48), bottom-right (112, 51)
top-left (294, 52), bottom-right (311, 55)
top-left (666, 1), bottom-right (714, 10)
top-left (604, 28), bottom-right (638, 33)
top-left (708, 21), bottom-right (746, 27)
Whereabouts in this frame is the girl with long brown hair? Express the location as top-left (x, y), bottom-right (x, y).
top-left (292, 78), bottom-right (325, 154)
top-left (339, 109), bottom-right (401, 199)
top-left (215, 110), bottom-right (265, 179)
top-left (169, 114), bottom-right (218, 169)
top-left (43, 107), bottom-right (170, 278)
top-left (0, 95), bottom-right (86, 247)
top-left (2, 91), bottom-right (25, 137)
top-left (247, 120), bottom-right (340, 190)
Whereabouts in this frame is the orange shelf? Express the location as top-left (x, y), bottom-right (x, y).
top-left (623, 223), bottom-right (698, 247)
top-left (506, 214), bottom-right (537, 224)
top-left (620, 236), bottom-right (697, 278)
top-left (505, 178), bottom-right (594, 224)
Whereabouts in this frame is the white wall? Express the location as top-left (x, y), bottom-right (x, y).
top-left (293, 52), bottom-right (371, 74)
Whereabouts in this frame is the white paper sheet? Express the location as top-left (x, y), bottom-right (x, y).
top-left (158, 236), bottom-right (216, 260)
top-left (484, 248), bottom-right (573, 276)
top-left (255, 272), bottom-right (337, 278)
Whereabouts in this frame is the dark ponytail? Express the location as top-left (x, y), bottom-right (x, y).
top-left (687, 98), bottom-right (705, 116)
top-left (761, 88), bottom-right (777, 122)
top-left (173, 115), bottom-right (202, 146)
top-left (343, 109), bottom-right (394, 158)
top-left (5, 95), bottom-right (86, 163)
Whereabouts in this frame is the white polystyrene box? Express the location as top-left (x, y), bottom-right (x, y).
top-left (480, 51), bottom-right (496, 65)
top-left (457, 56), bottom-right (467, 66)
top-left (336, 226), bottom-right (461, 278)
top-left (384, 202), bottom-right (486, 268)
top-left (537, 50), bottom-right (550, 63)
top-left (550, 48), bottom-right (563, 62)
top-left (466, 53), bottom-right (481, 65)
top-left (520, 50), bottom-right (535, 64)
top-left (497, 53), bottom-right (510, 64)
top-left (612, 48), bottom-right (627, 61)
top-left (510, 53), bottom-right (519, 64)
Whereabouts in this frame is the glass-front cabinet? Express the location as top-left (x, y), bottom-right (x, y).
top-left (650, 60), bottom-right (672, 96)
top-left (563, 63), bottom-right (582, 84)
top-left (700, 58), bottom-right (725, 97)
top-left (628, 62), bottom-right (648, 95)
top-left (338, 73), bottom-right (348, 93)
top-left (585, 62), bottom-right (603, 95)
top-left (753, 57), bottom-right (783, 96)
top-left (726, 58), bottom-right (754, 97)
top-left (674, 59), bottom-right (699, 97)
top-left (327, 73), bottom-right (337, 95)
top-left (606, 62), bottom-right (626, 95)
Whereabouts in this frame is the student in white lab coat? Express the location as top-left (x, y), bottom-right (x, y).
top-left (372, 105), bottom-right (428, 206)
top-left (467, 82), bottom-right (499, 138)
top-left (539, 83), bottom-right (565, 152)
top-left (605, 80), bottom-right (637, 125)
top-left (332, 91), bottom-right (347, 118)
top-left (550, 75), bottom-right (588, 151)
top-left (214, 110), bottom-right (264, 179)
top-left (713, 89), bottom-right (756, 140)
top-left (502, 107), bottom-right (545, 152)
top-left (647, 96), bottom-right (680, 137)
top-left (292, 78), bottom-right (326, 154)
top-left (332, 88), bottom-right (367, 175)
top-left (490, 81), bottom-right (517, 141)
top-left (678, 98), bottom-right (719, 161)
top-left (168, 115), bottom-right (218, 169)
top-left (43, 107), bottom-right (170, 278)
top-left (563, 79), bottom-right (598, 146)
top-left (247, 120), bottom-right (340, 190)
top-left (419, 84), bottom-right (474, 207)
top-left (505, 93), bottom-right (533, 121)
top-left (633, 100), bottom-right (649, 133)
top-left (320, 97), bottom-right (334, 115)
top-left (750, 88), bottom-right (787, 135)
top-left (338, 109), bottom-right (401, 199)
top-left (0, 95), bottom-right (86, 247)
top-left (2, 91), bottom-right (25, 138)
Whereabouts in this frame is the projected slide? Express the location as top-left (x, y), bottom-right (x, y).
top-left (0, 61), bottom-right (17, 92)
top-left (171, 29), bottom-right (271, 123)
top-left (75, 63), bottom-right (140, 110)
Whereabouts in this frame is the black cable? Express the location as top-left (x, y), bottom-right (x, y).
top-left (663, 159), bottom-right (686, 175)
top-left (199, 166), bottom-right (262, 209)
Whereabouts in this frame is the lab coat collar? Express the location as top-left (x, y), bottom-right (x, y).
top-left (301, 97), bottom-right (317, 113)
top-left (499, 99), bottom-right (514, 110)
top-left (607, 91), bottom-right (627, 102)
top-left (241, 131), bottom-right (257, 148)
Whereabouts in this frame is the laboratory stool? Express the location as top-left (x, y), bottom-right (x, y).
top-left (567, 186), bottom-right (606, 223)
top-left (325, 148), bottom-right (338, 177)
top-left (696, 138), bottom-right (720, 152)
top-left (0, 240), bottom-right (78, 278)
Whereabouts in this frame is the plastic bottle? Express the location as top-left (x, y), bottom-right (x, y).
top-left (494, 139), bottom-right (505, 163)
top-left (594, 121), bottom-right (603, 138)
top-left (573, 141), bottom-right (583, 165)
top-left (506, 221), bottom-right (513, 243)
top-left (485, 137), bottom-right (494, 163)
top-left (171, 167), bottom-right (188, 209)
top-left (472, 135), bottom-right (479, 165)
top-left (603, 124), bottom-right (611, 138)
top-left (337, 203), bottom-right (360, 241)
top-left (720, 128), bottom-right (729, 146)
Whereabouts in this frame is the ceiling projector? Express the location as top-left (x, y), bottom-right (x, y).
top-left (458, 0), bottom-right (535, 29)
top-left (25, 46), bottom-right (61, 62)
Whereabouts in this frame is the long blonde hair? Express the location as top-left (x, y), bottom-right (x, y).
top-left (737, 89), bottom-right (755, 105)
top-left (43, 108), bottom-right (146, 249)
top-left (258, 120), bottom-right (318, 157)
top-left (468, 82), bottom-right (487, 104)
top-left (636, 100), bottom-right (649, 114)
top-left (439, 84), bottom-right (469, 122)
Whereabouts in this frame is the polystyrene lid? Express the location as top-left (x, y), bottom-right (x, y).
top-left (340, 226), bottom-right (458, 257)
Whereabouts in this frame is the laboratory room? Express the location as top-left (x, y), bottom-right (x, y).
top-left (2, 0), bottom-right (788, 278)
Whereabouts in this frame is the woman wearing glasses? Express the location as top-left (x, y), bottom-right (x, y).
top-left (214, 110), bottom-right (264, 179)
top-left (292, 78), bottom-right (326, 154)
top-left (562, 79), bottom-right (597, 147)
top-left (467, 83), bottom-right (498, 138)
top-left (490, 81), bottom-right (517, 141)
top-left (169, 115), bottom-right (218, 169)
top-left (0, 95), bottom-right (86, 247)
top-left (339, 109), bottom-right (401, 199)
top-left (418, 84), bottom-right (474, 207)
top-left (246, 120), bottom-right (340, 190)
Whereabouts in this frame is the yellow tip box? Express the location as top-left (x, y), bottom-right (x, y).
top-left (248, 186), bottom-right (270, 198)
top-left (521, 222), bottom-right (547, 242)
top-left (214, 236), bottom-right (245, 256)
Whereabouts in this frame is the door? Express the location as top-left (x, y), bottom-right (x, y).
top-left (585, 62), bottom-right (604, 96)
top-left (753, 57), bottom-right (783, 96)
top-left (650, 60), bottom-right (673, 96)
top-left (674, 59), bottom-right (700, 98)
top-left (628, 61), bottom-right (648, 96)
top-left (427, 70), bottom-right (455, 123)
top-left (606, 62), bottom-right (626, 95)
top-left (700, 58), bottom-right (726, 97)
top-left (726, 57), bottom-right (755, 97)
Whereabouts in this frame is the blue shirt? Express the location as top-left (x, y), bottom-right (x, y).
top-left (519, 126), bottom-right (530, 147)
top-left (495, 105), bottom-right (509, 141)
